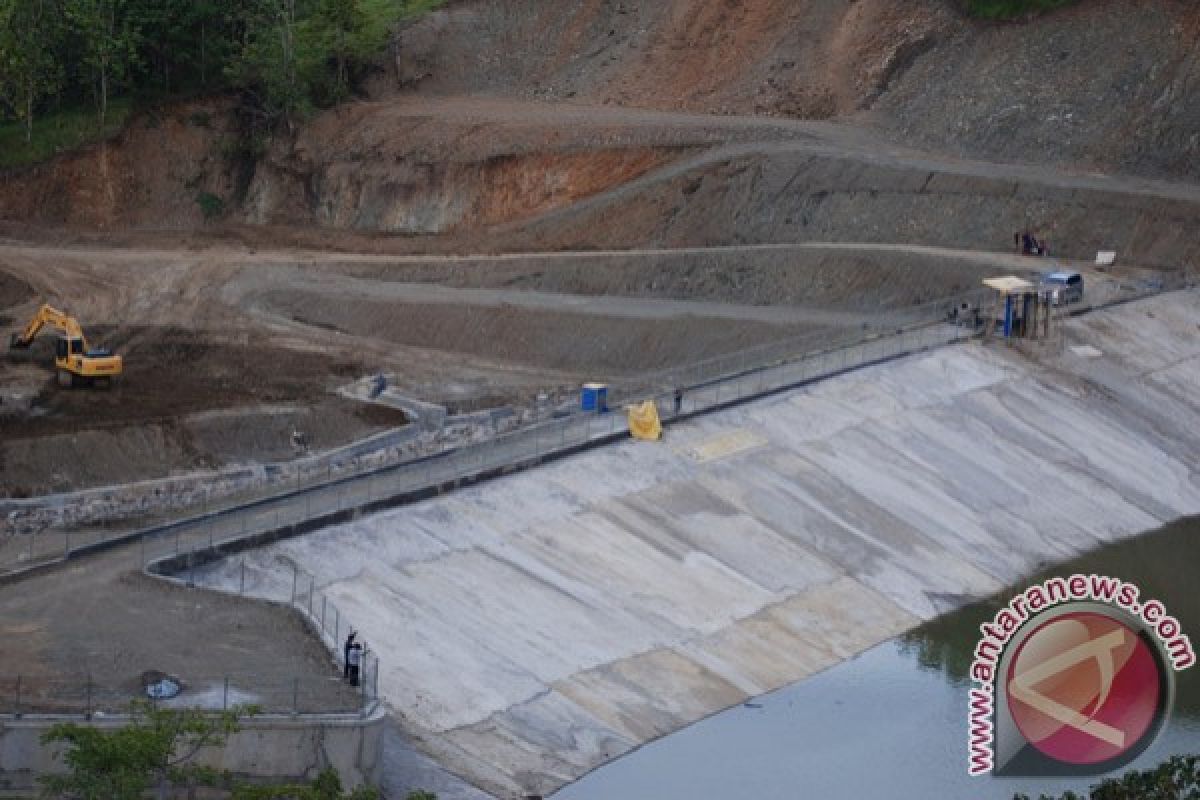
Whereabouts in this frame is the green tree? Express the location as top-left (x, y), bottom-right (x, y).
top-left (299, 0), bottom-right (371, 106)
top-left (124, 0), bottom-right (215, 95)
top-left (226, 0), bottom-right (304, 129)
top-left (39, 700), bottom-right (246, 800)
top-left (0, 0), bottom-right (66, 142)
top-left (1015, 754), bottom-right (1200, 800)
top-left (64, 0), bottom-right (140, 125)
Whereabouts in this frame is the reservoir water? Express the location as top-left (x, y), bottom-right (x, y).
top-left (555, 516), bottom-right (1200, 800)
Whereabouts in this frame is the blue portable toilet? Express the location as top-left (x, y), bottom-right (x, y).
top-left (581, 383), bottom-right (608, 412)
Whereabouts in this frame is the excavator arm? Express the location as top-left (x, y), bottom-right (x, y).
top-left (10, 304), bottom-right (86, 349)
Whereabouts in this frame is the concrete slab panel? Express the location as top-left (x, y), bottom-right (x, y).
top-left (194, 291), bottom-right (1200, 797)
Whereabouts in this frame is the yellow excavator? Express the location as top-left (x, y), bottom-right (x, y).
top-left (9, 303), bottom-right (123, 387)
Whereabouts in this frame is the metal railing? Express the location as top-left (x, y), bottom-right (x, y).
top-left (123, 292), bottom-right (988, 579)
top-left (0, 671), bottom-right (370, 717)
top-left (2, 272), bottom-right (1189, 578)
top-left (0, 553), bottom-right (380, 718)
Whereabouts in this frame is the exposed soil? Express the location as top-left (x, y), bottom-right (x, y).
top-left (327, 247), bottom-right (1021, 310)
top-left (0, 269), bottom-right (33, 310)
top-left (0, 99), bottom-right (237, 230)
top-left (0, 0), bottom-right (1198, 503)
top-left (0, 546), bottom-right (358, 712)
top-left (5, 327), bottom-right (360, 429)
top-left (0, 3), bottom-right (1195, 787)
top-left (395, 0), bottom-right (1200, 180)
top-left (262, 291), bottom-right (819, 376)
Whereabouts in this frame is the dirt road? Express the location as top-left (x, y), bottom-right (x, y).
top-left (382, 97), bottom-right (1200, 203)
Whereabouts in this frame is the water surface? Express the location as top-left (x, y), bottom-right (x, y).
top-left (556, 516), bottom-right (1200, 799)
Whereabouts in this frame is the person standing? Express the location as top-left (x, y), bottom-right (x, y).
top-left (347, 642), bottom-right (363, 687)
top-left (343, 631), bottom-right (357, 680)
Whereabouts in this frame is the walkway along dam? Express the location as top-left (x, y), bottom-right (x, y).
top-left (191, 289), bottom-right (1200, 798)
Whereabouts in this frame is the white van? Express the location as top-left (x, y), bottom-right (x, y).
top-left (1040, 271), bottom-right (1084, 305)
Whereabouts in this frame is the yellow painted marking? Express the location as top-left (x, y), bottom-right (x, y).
top-left (688, 429), bottom-right (768, 463)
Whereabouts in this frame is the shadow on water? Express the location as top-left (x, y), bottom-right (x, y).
top-left (555, 516), bottom-right (1200, 800)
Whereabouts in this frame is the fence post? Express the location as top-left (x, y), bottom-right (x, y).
top-left (223, 676), bottom-right (229, 711)
top-left (240, 559), bottom-right (246, 595)
top-left (85, 674), bottom-right (93, 718)
top-left (64, 533), bottom-right (69, 560)
top-left (334, 608), bottom-right (339, 653)
top-left (290, 564), bottom-right (298, 605)
top-left (308, 580), bottom-right (314, 617)
top-left (292, 677), bottom-right (299, 716)
top-left (14, 675), bottom-right (21, 717)
top-left (321, 595), bottom-right (327, 635)
top-left (140, 533), bottom-right (146, 567)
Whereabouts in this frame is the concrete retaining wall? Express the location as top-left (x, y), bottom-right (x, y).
top-left (192, 290), bottom-right (1200, 798)
top-left (0, 705), bottom-right (385, 796)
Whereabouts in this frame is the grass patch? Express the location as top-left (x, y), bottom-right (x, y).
top-left (0, 98), bottom-right (134, 170)
top-left (360, 0), bottom-right (446, 45)
top-left (965, 0), bottom-right (1080, 19)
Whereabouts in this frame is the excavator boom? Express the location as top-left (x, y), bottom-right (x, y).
top-left (11, 304), bottom-right (83, 348)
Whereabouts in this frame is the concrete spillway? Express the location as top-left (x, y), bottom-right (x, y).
top-left (196, 290), bottom-right (1200, 798)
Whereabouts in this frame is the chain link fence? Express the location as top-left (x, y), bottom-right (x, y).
top-left (0, 670), bottom-right (372, 717)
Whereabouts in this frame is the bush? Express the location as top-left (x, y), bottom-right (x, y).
top-left (964, 0), bottom-right (1080, 19)
top-left (1015, 754), bottom-right (1200, 800)
top-left (195, 192), bottom-right (225, 220)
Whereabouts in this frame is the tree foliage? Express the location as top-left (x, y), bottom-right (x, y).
top-left (37, 703), bottom-right (392, 800)
top-left (39, 700), bottom-right (247, 800)
top-left (0, 0), bottom-right (438, 158)
top-left (1015, 754), bottom-right (1200, 800)
top-left (0, 0), bottom-right (65, 141)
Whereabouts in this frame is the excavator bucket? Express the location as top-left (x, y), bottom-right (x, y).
top-left (10, 332), bottom-right (31, 349)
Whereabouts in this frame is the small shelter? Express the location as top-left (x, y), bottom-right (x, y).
top-left (982, 276), bottom-right (1044, 339)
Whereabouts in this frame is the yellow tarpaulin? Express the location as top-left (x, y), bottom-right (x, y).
top-left (628, 400), bottom-right (663, 441)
